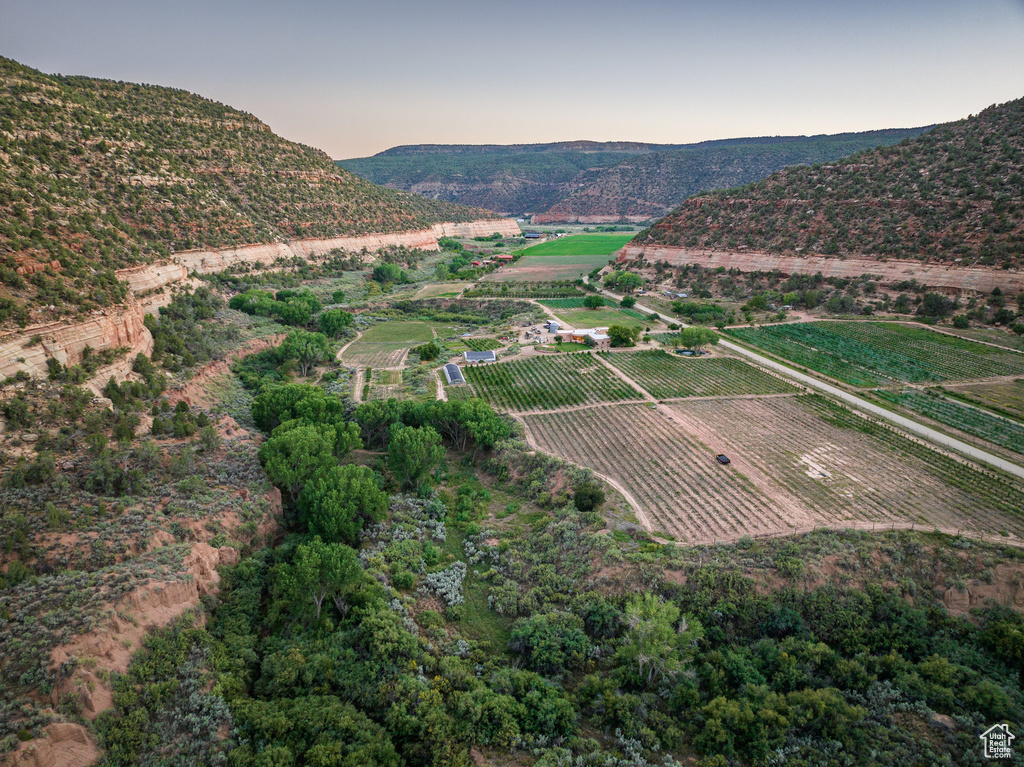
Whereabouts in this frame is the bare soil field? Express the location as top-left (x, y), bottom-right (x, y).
top-left (340, 343), bottom-right (410, 368)
top-left (523, 396), bottom-right (1024, 544)
top-left (481, 254), bottom-right (610, 282)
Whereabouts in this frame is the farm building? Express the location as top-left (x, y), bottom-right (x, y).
top-left (443, 363), bottom-right (466, 385)
top-left (562, 328), bottom-right (611, 349)
top-left (495, 254), bottom-right (514, 262)
top-left (464, 350), bottom-right (497, 364)
top-left (523, 232), bottom-right (542, 239)
top-left (546, 320), bottom-right (560, 332)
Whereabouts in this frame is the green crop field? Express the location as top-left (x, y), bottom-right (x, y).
top-left (877, 390), bottom-right (1024, 455)
top-left (463, 338), bottom-right (503, 351)
top-left (463, 353), bottom-right (642, 411)
top-left (548, 307), bottom-right (647, 330)
top-left (359, 321), bottom-right (444, 344)
top-left (727, 322), bottom-right (1024, 386)
top-left (600, 351), bottom-right (798, 399)
top-left (540, 298), bottom-right (647, 319)
top-left (514, 233), bottom-right (634, 256)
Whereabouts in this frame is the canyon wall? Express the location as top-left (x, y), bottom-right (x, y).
top-left (0, 218), bottom-right (519, 386)
top-left (619, 244), bottom-right (1024, 294)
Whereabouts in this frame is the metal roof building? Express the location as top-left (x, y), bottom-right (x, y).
top-left (443, 363), bottom-right (466, 385)
top-left (464, 350), bottom-right (497, 363)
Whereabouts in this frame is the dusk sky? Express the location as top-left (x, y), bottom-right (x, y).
top-left (2, 0), bottom-right (1024, 159)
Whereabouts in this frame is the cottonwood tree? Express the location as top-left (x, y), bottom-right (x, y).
top-left (259, 421), bottom-right (336, 502)
top-left (280, 330), bottom-right (333, 376)
top-left (277, 536), bottom-right (360, 622)
top-left (318, 308), bottom-right (353, 339)
top-left (387, 424), bottom-right (444, 490)
top-left (676, 327), bottom-right (719, 353)
top-left (298, 464), bottom-right (388, 545)
top-left (615, 593), bottom-right (703, 688)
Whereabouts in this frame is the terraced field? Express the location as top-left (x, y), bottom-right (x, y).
top-left (464, 353), bottom-right (641, 411)
top-left (876, 390), bottom-right (1024, 455)
top-left (599, 351), bottom-right (798, 399)
top-left (524, 396), bottom-right (1024, 543)
top-left (728, 322), bottom-right (1024, 386)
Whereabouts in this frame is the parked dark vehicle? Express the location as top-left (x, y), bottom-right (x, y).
top-left (716, 454), bottom-right (731, 465)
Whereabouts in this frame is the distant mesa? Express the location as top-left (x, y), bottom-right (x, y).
top-left (338, 129), bottom-right (929, 223)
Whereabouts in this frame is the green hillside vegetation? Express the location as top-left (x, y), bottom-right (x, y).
top-left (636, 97), bottom-right (1024, 267)
top-left (338, 130), bottom-right (928, 219)
top-left (0, 57), bottom-right (491, 321)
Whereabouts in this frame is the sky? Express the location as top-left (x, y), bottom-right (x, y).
top-left (2, 0), bottom-right (1024, 159)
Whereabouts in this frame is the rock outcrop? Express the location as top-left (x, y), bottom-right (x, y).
top-left (619, 244), bottom-right (1024, 294)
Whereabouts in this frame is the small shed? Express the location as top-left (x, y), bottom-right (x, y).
top-left (464, 350), bottom-right (497, 364)
top-left (443, 363), bottom-right (465, 385)
top-left (546, 320), bottom-right (560, 332)
top-left (524, 232), bottom-right (542, 239)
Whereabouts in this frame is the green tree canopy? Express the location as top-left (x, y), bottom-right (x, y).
top-left (259, 421), bottom-right (336, 502)
top-left (280, 330), bottom-right (333, 377)
top-left (318, 308), bottom-right (354, 339)
top-left (386, 424), bottom-right (445, 490)
top-left (298, 465), bottom-right (388, 546)
top-left (676, 326), bottom-right (719, 352)
top-left (616, 593), bottom-right (703, 688)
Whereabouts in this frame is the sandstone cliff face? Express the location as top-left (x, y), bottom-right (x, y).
top-left (0, 302), bottom-right (152, 382)
top-left (620, 245), bottom-right (1024, 294)
top-left (173, 217), bottom-right (520, 275)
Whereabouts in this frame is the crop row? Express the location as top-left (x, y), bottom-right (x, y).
top-left (728, 322), bottom-right (1024, 385)
top-left (463, 353), bottom-right (641, 411)
top-left (803, 394), bottom-right (1024, 517)
top-left (879, 390), bottom-right (1024, 455)
top-left (526, 404), bottom-right (791, 542)
top-left (463, 338), bottom-right (503, 352)
top-left (599, 351), bottom-right (797, 399)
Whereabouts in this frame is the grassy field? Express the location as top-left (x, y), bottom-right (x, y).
top-left (482, 254), bottom-right (610, 282)
top-left (728, 321), bottom-right (1024, 386)
top-left (944, 379), bottom-right (1024, 422)
top-left (514, 233), bottom-right (634, 256)
top-left (938, 326), bottom-right (1024, 353)
top-left (414, 283), bottom-right (463, 299)
top-left (875, 389), bottom-right (1024, 455)
top-left (548, 306), bottom-right (647, 330)
top-left (464, 354), bottom-right (641, 411)
top-left (524, 395), bottom-right (1024, 544)
top-left (359, 321), bottom-right (444, 344)
top-left (599, 351), bottom-right (798, 399)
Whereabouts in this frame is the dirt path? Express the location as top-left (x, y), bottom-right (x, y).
top-left (351, 368), bottom-right (365, 403)
top-left (514, 413), bottom-right (654, 531)
top-left (591, 353), bottom-right (655, 401)
top-left (336, 330), bottom-right (363, 361)
top-left (434, 369), bottom-right (448, 401)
